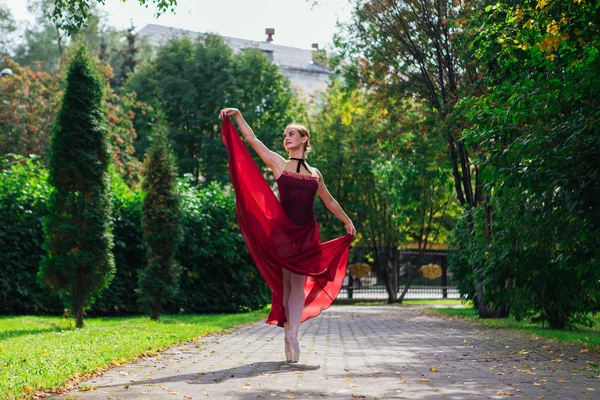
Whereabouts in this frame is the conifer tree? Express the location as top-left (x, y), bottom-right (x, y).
top-left (39, 46), bottom-right (114, 328)
top-left (138, 117), bottom-right (183, 320)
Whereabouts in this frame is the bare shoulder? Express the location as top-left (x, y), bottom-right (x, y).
top-left (312, 167), bottom-right (324, 181)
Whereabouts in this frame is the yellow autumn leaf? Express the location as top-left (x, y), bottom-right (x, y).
top-left (420, 378), bottom-right (430, 382)
top-left (429, 367), bottom-right (438, 372)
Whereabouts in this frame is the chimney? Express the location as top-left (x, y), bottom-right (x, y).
top-left (265, 28), bottom-right (275, 43)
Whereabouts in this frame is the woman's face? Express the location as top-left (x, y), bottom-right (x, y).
top-left (283, 127), bottom-right (306, 151)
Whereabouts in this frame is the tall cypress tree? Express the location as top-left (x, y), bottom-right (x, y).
top-left (138, 118), bottom-right (183, 320)
top-left (39, 46), bottom-right (115, 328)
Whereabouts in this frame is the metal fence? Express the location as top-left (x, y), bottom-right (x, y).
top-left (337, 285), bottom-right (461, 300)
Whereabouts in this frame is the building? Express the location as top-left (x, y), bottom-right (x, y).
top-left (135, 24), bottom-right (332, 100)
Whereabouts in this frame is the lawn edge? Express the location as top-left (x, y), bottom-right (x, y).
top-left (424, 307), bottom-right (600, 354)
top-left (18, 313), bottom-right (267, 400)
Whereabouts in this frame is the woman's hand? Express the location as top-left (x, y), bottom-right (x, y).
top-left (219, 108), bottom-right (240, 119)
top-left (345, 221), bottom-right (356, 236)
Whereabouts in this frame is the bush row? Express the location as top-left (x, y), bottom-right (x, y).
top-left (0, 156), bottom-right (269, 315)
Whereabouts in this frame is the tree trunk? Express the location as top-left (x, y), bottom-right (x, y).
top-left (75, 305), bottom-right (84, 328)
top-left (397, 267), bottom-right (419, 303)
top-left (150, 298), bottom-right (161, 320)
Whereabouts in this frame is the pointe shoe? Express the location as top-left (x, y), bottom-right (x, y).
top-left (283, 323), bottom-right (292, 362)
top-left (286, 324), bottom-right (300, 363)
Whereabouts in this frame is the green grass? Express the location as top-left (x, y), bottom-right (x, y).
top-left (430, 308), bottom-right (600, 349)
top-left (0, 309), bottom-right (269, 399)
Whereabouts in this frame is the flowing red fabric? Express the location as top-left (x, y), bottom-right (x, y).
top-left (221, 118), bottom-right (354, 327)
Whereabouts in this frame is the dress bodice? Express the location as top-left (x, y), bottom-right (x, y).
top-left (277, 170), bottom-right (319, 226)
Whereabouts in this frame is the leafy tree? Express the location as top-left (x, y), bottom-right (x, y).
top-left (138, 117), bottom-right (183, 320)
top-left (0, 5), bottom-right (16, 57)
top-left (50, 0), bottom-right (178, 34)
top-left (449, 0), bottom-right (600, 328)
top-left (13, 0), bottom-right (67, 70)
top-left (39, 46), bottom-right (114, 328)
top-left (311, 83), bottom-right (458, 302)
top-left (0, 58), bottom-right (62, 157)
top-left (337, 0), bottom-right (508, 316)
top-left (372, 103), bottom-right (459, 302)
top-left (0, 56), bottom-right (141, 184)
top-left (124, 35), bottom-right (300, 183)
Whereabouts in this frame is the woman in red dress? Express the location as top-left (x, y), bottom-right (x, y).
top-left (219, 108), bottom-right (356, 363)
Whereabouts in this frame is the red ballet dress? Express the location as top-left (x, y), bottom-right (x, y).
top-left (221, 118), bottom-right (354, 327)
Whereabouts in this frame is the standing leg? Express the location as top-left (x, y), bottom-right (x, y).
top-left (287, 272), bottom-right (305, 325)
top-left (282, 268), bottom-right (292, 361)
top-left (286, 271), bottom-right (305, 363)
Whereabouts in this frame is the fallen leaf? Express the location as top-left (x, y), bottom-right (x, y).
top-left (420, 378), bottom-right (430, 382)
top-left (429, 367), bottom-right (438, 372)
top-left (119, 371), bottom-right (128, 376)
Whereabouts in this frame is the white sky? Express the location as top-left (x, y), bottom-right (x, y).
top-left (4, 0), bottom-right (352, 50)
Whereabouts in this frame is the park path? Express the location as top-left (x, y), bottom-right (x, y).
top-left (53, 305), bottom-right (600, 399)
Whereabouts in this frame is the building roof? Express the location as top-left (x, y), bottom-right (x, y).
top-left (136, 24), bottom-right (331, 75)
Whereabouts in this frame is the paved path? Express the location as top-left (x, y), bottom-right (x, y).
top-left (54, 306), bottom-right (600, 399)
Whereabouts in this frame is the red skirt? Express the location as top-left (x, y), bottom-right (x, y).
top-left (221, 118), bottom-right (353, 327)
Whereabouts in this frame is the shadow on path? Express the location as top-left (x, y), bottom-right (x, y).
top-left (95, 361), bottom-right (321, 388)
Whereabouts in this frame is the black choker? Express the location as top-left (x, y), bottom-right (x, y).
top-left (289, 157), bottom-right (311, 174)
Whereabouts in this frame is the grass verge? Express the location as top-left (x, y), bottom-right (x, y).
top-left (0, 309), bottom-right (269, 399)
top-left (430, 308), bottom-right (600, 350)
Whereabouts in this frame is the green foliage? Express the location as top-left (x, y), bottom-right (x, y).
top-left (448, 0), bottom-right (600, 328)
top-left (0, 56), bottom-right (141, 184)
top-left (39, 46), bottom-right (115, 327)
top-left (124, 35), bottom-right (300, 183)
top-left (0, 160), bottom-right (267, 315)
top-left (175, 179), bottom-right (270, 313)
top-left (138, 121), bottom-right (183, 319)
top-left (0, 155), bottom-right (62, 314)
top-left (50, 0), bottom-right (178, 34)
top-left (0, 59), bottom-right (62, 157)
top-left (310, 83), bottom-right (458, 302)
top-left (0, 5), bottom-right (16, 56)
top-left (90, 170), bottom-right (145, 315)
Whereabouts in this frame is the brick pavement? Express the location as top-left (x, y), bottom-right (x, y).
top-left (52, 305), bottom-right (600, 399)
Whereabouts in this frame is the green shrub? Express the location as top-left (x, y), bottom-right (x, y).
top-left (0, 155), bottom-right (62, 314)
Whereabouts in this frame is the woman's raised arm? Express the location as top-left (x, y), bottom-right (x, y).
top-left (219, 108), bottom-right (285, 172)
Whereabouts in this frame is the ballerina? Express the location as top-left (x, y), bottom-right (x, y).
top-left (219, 108), bottom-right (355, 363)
